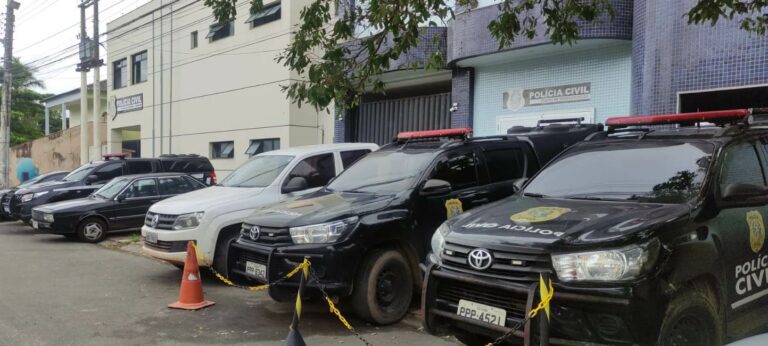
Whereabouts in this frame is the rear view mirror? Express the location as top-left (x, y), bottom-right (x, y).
top-left (283, 176), bottom-right (309, 194)
top-left (722, 183), bottom-right (768, 202)
top-left (420, 179), bottom-right (451, 196)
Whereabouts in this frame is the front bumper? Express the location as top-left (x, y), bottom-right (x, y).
top-left (229, 239), bottom-right (362, 302)
top-left (422, 264), bottom-right (664, 345)
top-left (141, 225), bottom-right (199, 265)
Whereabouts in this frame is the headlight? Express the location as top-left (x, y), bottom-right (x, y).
top-left (428, 222), bottom-right (450, 265)
top-left (552, 239), bottom-right (660, 282)
top-left (172, 212), bottom-right (204, 230)
top-left (43, 213), bottom-right (54, 222)
top-left (289, 216), bottom-right (359, 244)
top-left (20, 191), bottom-right (49, 203)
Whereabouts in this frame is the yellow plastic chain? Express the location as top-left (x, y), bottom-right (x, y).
top-left (528, 277), bottom-right (554, 318)
top-left (324, 295), bottom-right (355, 331)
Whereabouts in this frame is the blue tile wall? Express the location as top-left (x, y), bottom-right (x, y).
top-left (632, 0), bottom-right (768, 114)
top-left (451, 68), bottom-right (474, 128)
top-left (473, 44), bottom-right (632, 136)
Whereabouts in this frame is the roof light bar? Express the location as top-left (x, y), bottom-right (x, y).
top-left (396, 128), bottom-right (472, 140)
top-left (606, 109), bottom-right (751, 127)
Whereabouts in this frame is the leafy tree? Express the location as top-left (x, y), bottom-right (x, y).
top-left (204, 0), bottom-right (768, 111)
top-left (0, 58), bottom-right (55, 145)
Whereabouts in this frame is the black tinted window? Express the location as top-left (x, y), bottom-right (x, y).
top-left (430, 153), bottom-right (478, 190)
top-left (124, 179), bottom-right (158, 198)
top-left (285, 154), bottom-right (335, 189)
top-left (720, 143), bottom-right (765, 190)
top-left (158, 177), bottom-right (200, 195)
top-left (93, 162), bottom-right (123, 184)
top-left (341, 150), bottom-right (371, 168)
top-left (484, 148), bottom-right (524, 183)
top-left (127, 160), bottom-right (154, 174)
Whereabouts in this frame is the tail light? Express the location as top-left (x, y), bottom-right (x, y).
top-left (206, 172), bottom-right (217, 185)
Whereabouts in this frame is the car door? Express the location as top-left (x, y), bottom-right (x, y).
top-left (113, 178), bottom-right (160, 230)
top-left (713, 141), bottom-right (768, 318)
top-left (477, 142), bottom-right (529, 202)
top-left (279, 153), bottom-right (336, 198)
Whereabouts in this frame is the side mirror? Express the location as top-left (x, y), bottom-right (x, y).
top-left (420, 179), bottom-right (451, 196)
top-left (283, 176), bottom-right (309, 194)
top-left (86, 175), bottom-right (99, 185)
top-left (116, 194), bottom-right (126, 202)
top-left (722, 183), bottom-right (768, 202)
top-left (513, 178), bottom-right (529, 191)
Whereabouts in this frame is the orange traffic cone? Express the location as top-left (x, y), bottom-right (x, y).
top-left (168, 241), bottom-right (215, 310)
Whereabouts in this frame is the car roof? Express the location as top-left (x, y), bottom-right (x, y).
top-left (257, 143), bottom-right (379, 157)
top-left (115, 172), bottom-right (190, 180)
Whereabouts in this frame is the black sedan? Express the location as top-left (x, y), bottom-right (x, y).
top-left (0, 171), bottom-right (69, 220)
top-left (31, 173), bottom-right (207, 243)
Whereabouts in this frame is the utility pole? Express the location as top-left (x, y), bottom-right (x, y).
top-left (91, 0), bottom-right (102, 159)
top-left (0, 0), bottom-right (20, 188)
top-left (77, 0), bottom-right (92, 164)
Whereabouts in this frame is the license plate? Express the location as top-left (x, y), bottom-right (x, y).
top-left (145, 231), bottom-right (158, 244)
top-left (31, 220), bottom-right (38, 229)
top-left (245, 261), bottom-right (267, 281)
top-left (457, 299), bottom-right (507, 326)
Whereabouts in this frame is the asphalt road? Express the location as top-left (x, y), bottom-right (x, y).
top-left (0, 222), bottom-right (456, 346)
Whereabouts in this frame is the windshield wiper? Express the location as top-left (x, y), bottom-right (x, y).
top-left (566, 195), bottom-right (626, 202)
top-left (523, 192), bottom-right (548, 198)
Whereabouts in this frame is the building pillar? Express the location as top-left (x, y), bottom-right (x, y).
top-left (44, 106), bottom-right (50, 135)
top-left (451, 67), bottom-right (474, 128)
top-left (61, 104), bottom-right (67, 129)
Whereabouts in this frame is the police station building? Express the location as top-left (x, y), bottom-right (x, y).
top-left (335, 0), bottom-right (768, 143)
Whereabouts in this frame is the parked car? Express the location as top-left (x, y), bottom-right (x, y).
top-left (422, 109), bottom-right (768, 345)
top-left (0, 171), bottom-right (69, 220)
top-left (31, 173), bottom-right (207, 243)
top-left (141, 143), bottom-right (379, 274)
top-left (10, 154), bottom-right (215, 223)
top-left (229, 124), bottom-right (601, 325)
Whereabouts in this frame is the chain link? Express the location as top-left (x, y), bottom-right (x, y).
top-left (308, 268), bottom-right (373, 346)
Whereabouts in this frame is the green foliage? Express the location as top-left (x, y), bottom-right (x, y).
top-left (0, 58), bottom-right (54, 146)
top-left (204, 0), bottom-right (768, 111)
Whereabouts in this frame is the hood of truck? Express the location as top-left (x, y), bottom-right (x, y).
top-left (243, 189), bottom-right (399, 227)
top-left (16, 180), bottom-right (82, 195)
top-left (148, 185), bottom-right (265, 215)
top-left (446, 195), bottom-right (690, 248)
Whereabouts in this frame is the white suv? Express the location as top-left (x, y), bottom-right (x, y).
top-left (141, 143), bottom-right (378, 273)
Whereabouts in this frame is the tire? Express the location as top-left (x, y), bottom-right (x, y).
top-left (351, 248), bottom-right (414, 325)
top-left (212, 228), bottom-right (240, 277)
top-left (76, 217), bottom-right (108, 243)
top-left (455, 332), bottom-right (492, 346)
top-left (657, 284), bottom-right (723, 346)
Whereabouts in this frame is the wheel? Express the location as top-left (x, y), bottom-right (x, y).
top-left (76, 218), bottom-right (108, 243)
top-left (455, 332), bottom-right (492, 346)
top-left (657, 284), bottom-right (723, 346)
top-left (212, 227), bottom-right (240, 277)
top-left (350, 248), bottom-right (414, 325)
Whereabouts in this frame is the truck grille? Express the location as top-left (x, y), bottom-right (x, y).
top-left (435, 277), bottom-right (527, 320)
top-left (144, 212), bottom-right (177, 230)
top-left (239, 223), bottom-right (292, 246)
top-left (236, 249), bottom-right (268, 266)
top-left (440, 242), bottom-right (552, 282)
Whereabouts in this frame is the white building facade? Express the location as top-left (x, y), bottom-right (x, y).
top-left (106, 0), bottom-right (334, 176)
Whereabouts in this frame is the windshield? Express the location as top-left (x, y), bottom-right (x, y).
top-left (93, 177), bottom-right (131, 199)
top-left (524, 142), bottom-right (714, 204)
top-left (18, 175), bottom-right (45, 188)
top-left (220, 155), bottom-right (293, 187)
top-left (63, 164), bottom-right (97, 182)
top-left (327, 150), bottom-right (435, 194)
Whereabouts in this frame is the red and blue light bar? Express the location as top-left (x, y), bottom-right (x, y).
top-left (396, 128), bottom-right (472, 140)
top-left (606, 109), bottom-right (751, 127)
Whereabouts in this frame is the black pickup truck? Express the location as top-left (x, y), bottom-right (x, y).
top-left (10, 155), bottom-right (214, 223)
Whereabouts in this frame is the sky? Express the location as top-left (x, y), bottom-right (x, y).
top-left (14, 0), bottom-right (152, 95)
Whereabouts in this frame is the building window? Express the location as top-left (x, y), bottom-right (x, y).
top-left (131, 51), bottom-right (148, 84)
top-left (113, 59), bottom-right (127, 89)
top-left (245, 138), bottom-right (280, 156)
top-left (207, 21), bottom-right (234, 42)
top-left (246, 2), bottom-right (281, 28)
top-left (190, 31), bottom-right (198, 49)
top-left (211, 141), bottom-right (235, 159)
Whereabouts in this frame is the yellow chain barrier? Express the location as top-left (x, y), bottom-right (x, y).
top-left (528, 276), bottom-right (554, 319)
top-left (324, 295), bottom-right (355, 331)
top-left (485, 275), bottom-right (555, 346)
top-left (190, 242), bottom-right (310, 291)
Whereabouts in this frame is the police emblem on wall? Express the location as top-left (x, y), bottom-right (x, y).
top-left (746, 210), bottom-right (765, 254)
top-left (510, 207), bottom-right (571, 223)
top-left (445, 199), bottom-right (463, 219)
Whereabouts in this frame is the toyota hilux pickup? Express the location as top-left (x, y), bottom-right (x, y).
top-left (423, 109), bottom-right (768, 345)
top-left (230, 124), bottom-right (601, 326)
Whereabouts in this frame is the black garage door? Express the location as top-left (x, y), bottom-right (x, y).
top-left (350, 93), bottom-right (451, 144)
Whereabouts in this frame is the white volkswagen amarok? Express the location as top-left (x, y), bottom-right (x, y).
top-left (141, 143), bottom-right (378, 274)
